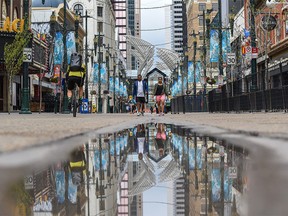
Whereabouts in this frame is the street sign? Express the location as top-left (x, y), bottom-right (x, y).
top-left (23, 48), bottom-right (32, 62)
top-left (24, 175), bottom-right (33, 189)
top-left (252, 47), bottom-right (258, 59)
top-left (228, 167), bottom-right (237, 179)
top-left (261, 15), bottom-right (277, 31)
top-left (227, 53), bottom-right (236, 65)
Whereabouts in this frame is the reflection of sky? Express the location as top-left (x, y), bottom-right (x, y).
top-left (143, 180), bottom-right (169, 216)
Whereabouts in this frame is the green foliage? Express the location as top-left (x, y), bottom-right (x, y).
top-left (4, 31), bottom-right (31, 77)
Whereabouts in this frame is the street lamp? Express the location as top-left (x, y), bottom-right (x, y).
top-left (97, 33), bottom-right (103, 113)
top-left (191, 31), bottom-right (197, 105)
top-left (105, 45), bottom-right (110, 113)
top-left (20, 0), bottom-right (32, 114)
top-left (74, 13), bottom-right (80, 52)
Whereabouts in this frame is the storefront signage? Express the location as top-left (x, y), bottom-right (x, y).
top-left (261, 15), bottom-right (277, 32)
top-left (0, 17), bottom-right (24, 33)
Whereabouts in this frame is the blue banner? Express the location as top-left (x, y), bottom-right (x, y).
top-left (222, 30), bottom-right (231, 63)
top-left (120, 82), bottom-right (124, 96)
top-left (66, 32), bottom-right (76, 64)
top-left (188, 61), bottom-right (193, 83)
top-left (195, 62), bottom-right (202, 83)
top-left (210, 30), bottom-right (219, 63)
top-left (100, 63), bottom-right (107, 84)
top-left (109, 77), bottom-right (114, 93)
top-left (115, 77), bottom-right (120, 94)
top-left (93, 63), bottom-right (99, 84)
top-left (54, 32), bottom-right (64, 65)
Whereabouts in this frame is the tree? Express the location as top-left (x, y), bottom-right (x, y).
top-left (4, 31), bottom-right (31, 113)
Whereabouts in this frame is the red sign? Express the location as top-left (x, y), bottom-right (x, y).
top-left (252, 47), bottom-right (258, 59)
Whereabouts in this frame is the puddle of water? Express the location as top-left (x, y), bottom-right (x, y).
top-left (0, 123), bottom-right (250, 216)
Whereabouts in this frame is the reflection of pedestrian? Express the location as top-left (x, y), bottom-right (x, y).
top-left (133, 74), bottom-right (148, 116)
top-left (69, 146), bottom-right (86, 186)
top-left (155, 123), bottom-right (166, 157)
top-left (135, 124), bottom-right (148, 160)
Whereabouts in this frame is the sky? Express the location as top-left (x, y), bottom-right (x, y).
top-left (141, 0), bottom-right (172, 48)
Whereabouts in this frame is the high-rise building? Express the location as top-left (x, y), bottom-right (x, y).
top-left (171, 0), bottom-right (184, 54)
top-left (114, 0), bottom-right (141, 70)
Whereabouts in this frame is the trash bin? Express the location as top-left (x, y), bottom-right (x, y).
top-left (80, 98), bottom-right (89, 114)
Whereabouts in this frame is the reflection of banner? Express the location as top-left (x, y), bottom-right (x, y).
top-left (109, 77), bottom-right (114, 93)
top-left (100, 63), bottom-right (107, 83)
top-left (94, 149), bottom-right (108, 171)
top-left (55, 171), bottom-right (65, 204)
top-left (54, 32), bottom-right (64, 65)
top-left (212, 168), bottom-right (232, 202)
top-left (66, 32), bottom-right (76, 64)
top-left (210, 30), bottom-right (219, 63)
top-left (68, 173), bottom-right (77, 204)
top-left (110, 140), bottom-right (115, 155)
top-left (123, 85), bottom-right (127, 97)
top-left (188, 61), bottom-right (193, 83)
top-left (33, 198), bottom-right (52, 212)
top-left (183, 77), bottom-right (187, 92)
top-left (189, 147), bottom-right (202, 170)
top-left (93, 63), bottom-right (99, 84)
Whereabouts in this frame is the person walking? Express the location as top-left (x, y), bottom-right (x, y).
top-left (133, 74), bottom-right (148, 116)
top-left (153, 77), bottom-right (168, 116)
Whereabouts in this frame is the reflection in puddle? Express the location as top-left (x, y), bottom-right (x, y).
top-left (1, 124), bottom-right (249, 216)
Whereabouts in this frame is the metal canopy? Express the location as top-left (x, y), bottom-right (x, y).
top-left (157, 48), bottom-right (180, 73)
top-left (126, 35), bottom-right (155, 76)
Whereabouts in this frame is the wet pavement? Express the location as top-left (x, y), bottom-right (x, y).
top-left (0, 120), bottom-right (288, 216)
top-left (0, 113), bottom-right (288, 216)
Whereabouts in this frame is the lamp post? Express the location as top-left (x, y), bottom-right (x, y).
top-left (97, 33), bottom-right (103, 113)
top-left (250, 0), bottom-right (258, 91)
top-left (105, 45), bottom-right (110, 113)
top-left (84, 10), bottom-right (89, 99)
top-left (203, 9), bottom-right (212, 112)
top-left (218, 0), bottom-right (223, 76)
top-left (74, 14), bottom-right (80, 52)
top-left (192, 31), bottom-right (197, 110)
top-left (113, 58), bottom-right (116, 113)
top-left (62, 0), bottom-right (70, 113)
top-left (20, 0), bottom-right (32, 114)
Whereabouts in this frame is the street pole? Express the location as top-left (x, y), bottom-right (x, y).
top-left (97, 32), bottom-right (102, 113)
top-left (203, 10), bottom-right (207, 112)
top-left (192, 31), bottom-right (197, 111)
top-left (113, 59), bottom-right (116, 113)
top-left (75, 14), bottom-right (79, 52)
top-left (250, 0), bottom-right (258, 91)
top-left (20, 0), bottom-right (31, 114)
top-left (218, 0), bottom-right (223, 76)
top-left (85, 10), bottom-right (89, 99)
top-left (106, 45), bottom-right (110, 113)
top-left (62, 0), bottom-right (70, 113)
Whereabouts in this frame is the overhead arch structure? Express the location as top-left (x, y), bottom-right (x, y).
top-left (126, 35), bottom-right (154, 76)
top-left (156, 48), bottom-right (180, 74)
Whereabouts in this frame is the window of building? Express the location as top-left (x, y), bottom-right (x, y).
top-left (212, 3), bottom-right (218, 11)
top-left (199, 3), bottom-right (206, 11)
top-left (199, 16), bottom-right (203, 26)
top-left (97, 6), bottom-right (103, 17)
top-left (98, 22), bottom-right (103, 32)
top-left (74, 4), bottom-right (83, 16)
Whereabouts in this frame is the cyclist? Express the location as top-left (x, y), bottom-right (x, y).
top-left (66, 63), bottom-right (86, 110)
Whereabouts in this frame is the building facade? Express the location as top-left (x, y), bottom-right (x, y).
top-left (171, 0), bottom-right (185, 54)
